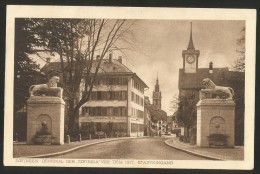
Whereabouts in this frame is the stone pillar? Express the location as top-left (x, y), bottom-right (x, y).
top-left (196, 99), bottom-right (235, 148)
top-left (27, 96), bottom-right (65, 145)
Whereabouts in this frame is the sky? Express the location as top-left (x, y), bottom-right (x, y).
top-left (33, 20), bottom-right (245, 116)
top-left (121, 20), bottom-right (245, 115)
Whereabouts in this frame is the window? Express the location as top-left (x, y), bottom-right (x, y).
top-left (115, 92), bottom-right (119, 100)
top-left (108, 107), bottom-right (113, 116)
top-left (89, 108), bottom-right (93, 116)
top-left (86, 107), bottom-right (127, 116)
top-left (123, 92), bottom-right (127, 100)
top-left (101, 107), bottom-right (107, 116)
top-left (122, 78), bottom-right (127, 85)
top-left (91, 92), bottom-right (97, 100)
top-left (96, 123), bottom-right (101, 131)
top-left (82, 107), bottom-right (89, 116)
top-left (97, 107), bottom-right (102, 116)
top-left (113, 108), bottom-right (119, 116)
top-left (97, 91), bottom-right (102, 100)
top-left (121, 107), bottom-right (127, 116)
top-left (109, 78), bottom-right (113, 85)
top-left (107, 91), bottom-right (111, 100)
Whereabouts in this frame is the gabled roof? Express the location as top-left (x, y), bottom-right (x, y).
top-left (41, 62), bottom-right (64, 74)
top-left (178, 67), bottom-right (244, 89)
top-left (178, 68), bottom-right (228, 89)
top-left (91, 59), bottom-right (132, 74)
top-left (145, 104), bottom-right (167, 122)
top-left (41, 59), bottom-right (131, 74)
top-left (41, 59), bottom-right (148, 88)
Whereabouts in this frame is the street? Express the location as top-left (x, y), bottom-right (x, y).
top-left (52, 138), bottom-right (208, 160)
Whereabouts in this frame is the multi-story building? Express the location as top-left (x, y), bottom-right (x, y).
top-left (178, 23), bottom-right (245, 145)
top-left (79, 55), bottom-right (148, 137)
top-left (42, 54), bottom-right (148, 137)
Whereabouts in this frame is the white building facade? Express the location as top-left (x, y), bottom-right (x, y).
top-left (79, 57), bottom-right (148, 137)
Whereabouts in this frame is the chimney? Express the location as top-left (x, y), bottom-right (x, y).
top-left (96, 55), bottom-right (100, 60)
top-left (46, 58), bottom-right (51, 65)
top-left (109, 53), bottom-right (112, 63)
top-left (209, 61), bottom-right (213, 73)
top-left (118, 56), bottom-right (122, 64)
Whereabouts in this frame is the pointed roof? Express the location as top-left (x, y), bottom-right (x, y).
top-left (156, 72), bottom-right (159, 85)
top-left (187, 22), bottom-right (195, 50)
top-left (155, 73), bottom-right (160, 92)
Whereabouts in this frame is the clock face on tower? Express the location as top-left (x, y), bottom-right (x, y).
top-left (186, 55), bottom-right (196, 64)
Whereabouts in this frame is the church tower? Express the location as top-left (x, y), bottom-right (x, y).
top-left (182, 22), bottom-right (200, 73)
top-left (152, 74), bottom-right (162, 110)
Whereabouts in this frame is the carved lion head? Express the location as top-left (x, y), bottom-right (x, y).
top-left (202, 78), bottom-right (216, 89)
top-left (48, 76), bottom-right (60, 87)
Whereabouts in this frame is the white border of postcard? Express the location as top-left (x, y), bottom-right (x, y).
top-left (4, 6), bottom-right (256, 169)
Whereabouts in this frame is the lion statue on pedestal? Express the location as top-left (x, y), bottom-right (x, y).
top-left (29, 76), bottom-right (63, 98)
top-left (200, 78), bottom-right (234, 100)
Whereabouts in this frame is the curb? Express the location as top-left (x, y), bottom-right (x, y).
top-left (164, 139), bottom-right (223, 160)
top-left (24, 137), bottom-right (145, 158)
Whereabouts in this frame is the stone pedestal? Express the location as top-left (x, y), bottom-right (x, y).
top-left (27, 96), bottom-right (65, 145)
top-left (196, 99), bottom-right (235, 148)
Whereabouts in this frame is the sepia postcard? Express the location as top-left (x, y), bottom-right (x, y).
top-left (4, 6), bottom-right (256, 169)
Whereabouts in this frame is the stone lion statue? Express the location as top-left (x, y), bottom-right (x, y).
top-left (200, 78), bottom-right (234, 100)
top-left (29, 76), bottom-right (63, 98)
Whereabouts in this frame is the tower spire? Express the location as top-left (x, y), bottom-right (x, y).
top-left (187, 22), bottom-right (195, 50)
top-left (156, 72), bottom-right (158, 84)
top-left (155, 72), bottom-right (159, 92)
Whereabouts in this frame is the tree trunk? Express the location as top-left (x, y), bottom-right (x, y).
top-left (68, 100), bottom-right (76, 131)
top-left (72, 105), bottom-right (80, 130)
top-left (186, 127), bottom-right (190, 142)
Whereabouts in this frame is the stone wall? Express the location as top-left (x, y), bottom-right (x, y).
top-left (196, 99), bottom-right (235, 147)
top-left (27, 96), bottom-right (65, 145)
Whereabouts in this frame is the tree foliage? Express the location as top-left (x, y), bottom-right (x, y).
top-left (14, 19), bottom-right (45, 112)
top-left (177, 96), bottom-right (196, 129)
top-left (174, 95), bottom-right (197, 139)
top-left (233, 27), bottom-right (245, 72)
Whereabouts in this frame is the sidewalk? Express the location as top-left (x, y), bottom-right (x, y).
top-left (14, 137), bottom-right (140, 158)
top-left (165, 138), bottom-right (244, 160)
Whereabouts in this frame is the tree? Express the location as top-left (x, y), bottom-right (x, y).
top-left (175, 95), bottom-right (196, 141)
top-left (19, 18), bottom-right (135, 130)
top-left (14, 19), bottom-right (45, 112)
top-left (233, 27), bottom-right (245, 72)
top-left (169, 94), bottom-right (179, 114)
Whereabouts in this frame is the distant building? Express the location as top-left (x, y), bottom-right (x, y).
top-left (144, 77), bottom-right (167, 136)
top-left (152, 75), bottom-right (162, 110)
top-left (178, 23), bottom-right (245, 145)
top-left (167, 114), bottom-right (178, 133)
top-left (42, 54), bottom-right (148, 137)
